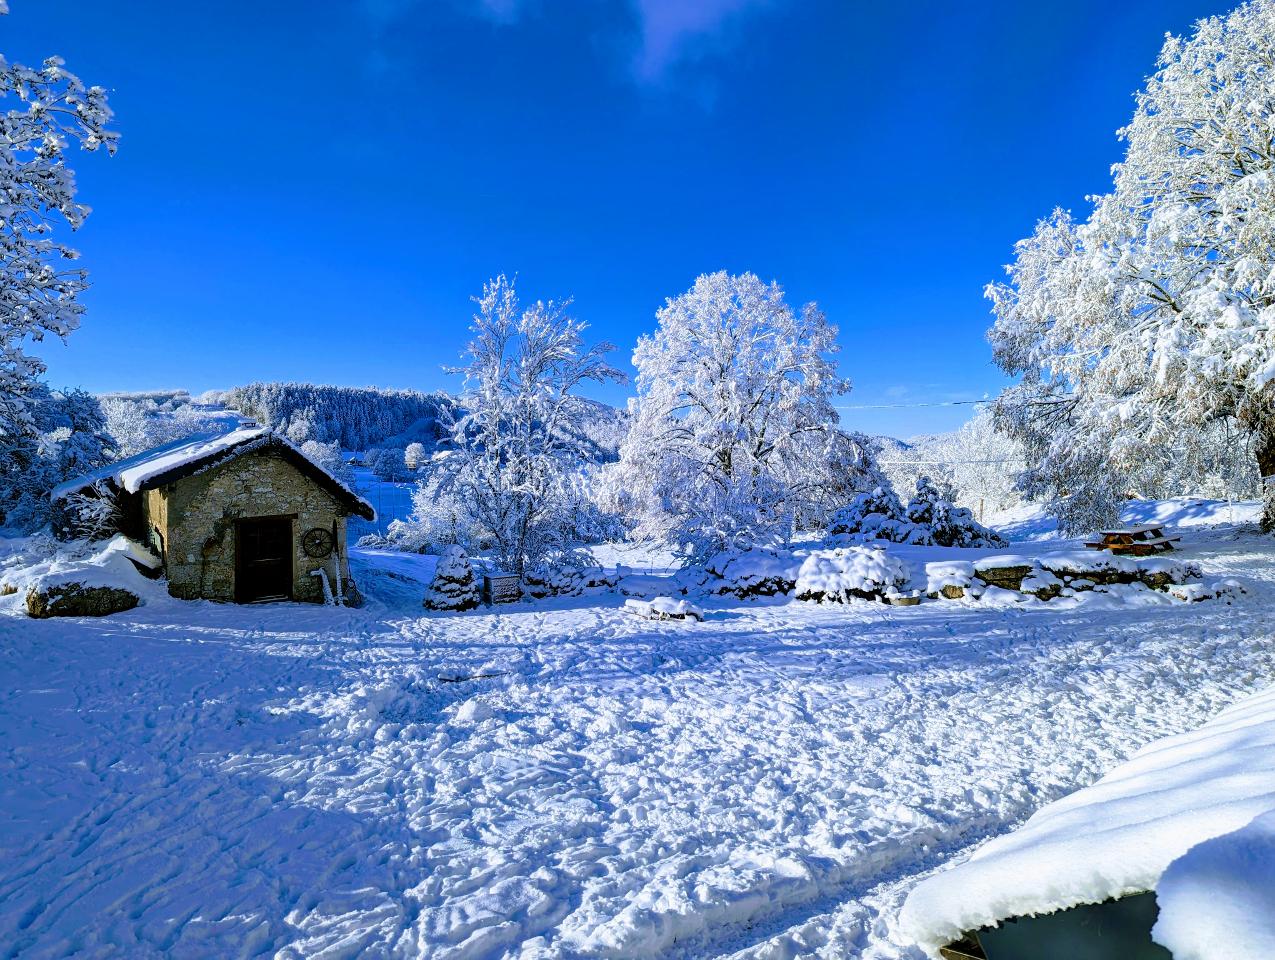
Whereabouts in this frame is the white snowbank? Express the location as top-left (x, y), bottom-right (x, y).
top-left (1152, 809), bottom-right (1275, 960)
top-left (900, 685), bottom-right (1275, 956)
top-left (9, 535), bottom-right (162, 596)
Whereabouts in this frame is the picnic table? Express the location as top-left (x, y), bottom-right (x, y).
top-left (1085, 523), bottom-right (1180, 556)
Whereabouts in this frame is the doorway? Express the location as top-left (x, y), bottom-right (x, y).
top-left (235, 516), bottom-right (294, 603)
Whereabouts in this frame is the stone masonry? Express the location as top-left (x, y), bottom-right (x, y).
top-left (142, 449), bottom-right (351, 603)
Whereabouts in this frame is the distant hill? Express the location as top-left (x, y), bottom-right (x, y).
top-left (104, 382), bottom-right (628, 464)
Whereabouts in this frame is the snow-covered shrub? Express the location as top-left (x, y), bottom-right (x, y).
top-left (905, 477), bottom-right (1007, 548)
top-left (825, 478), bottom-right (1006, 548)
top-left (795, 547), bottom-right (911, 603)
top-left (53, 480), bottom-right (122, 542)
top-left (825, 486), bottom-right (910, 544)
top-left (703, 547), bottom-right (802, 598)
top-left (423, 546), bottom-right (480, 611)
top-left (1, 387), bottom-right (116, 534)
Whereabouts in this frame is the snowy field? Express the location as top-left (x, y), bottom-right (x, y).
top-left (1, 503), bottom-right (1271, 958)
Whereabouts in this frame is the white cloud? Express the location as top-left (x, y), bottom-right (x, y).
top-left (365, 0), bottom-right (771, 81)
top-left (631, 0), bottom-right (767, 80)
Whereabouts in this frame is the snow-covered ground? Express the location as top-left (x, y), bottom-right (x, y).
top-left (0, 503), bottom-right (1270, 958)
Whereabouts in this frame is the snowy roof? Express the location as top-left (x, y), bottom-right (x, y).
top-left (53, 427), bottom-right (375, 521)
top-left (900, 685), bottom-right (1275, 958)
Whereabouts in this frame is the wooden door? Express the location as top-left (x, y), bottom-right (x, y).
top-left (236, 516), bottom-right (293, 603)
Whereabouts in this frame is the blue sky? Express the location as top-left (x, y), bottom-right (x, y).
top-left (7, 0), bottom-right (1236, 437)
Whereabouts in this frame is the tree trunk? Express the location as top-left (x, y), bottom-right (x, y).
top-left (1258, 430), bottom-right (1275, 532)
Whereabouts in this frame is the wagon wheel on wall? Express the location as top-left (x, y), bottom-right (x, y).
top-left (302, 527), bottom-right (335, 558)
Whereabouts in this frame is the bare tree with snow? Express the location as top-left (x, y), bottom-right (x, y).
top-left (616, 271), bottom-right (872, 560)
top-left (988, 0), bottom-right (1275, 533)
top-left (427, 275), bottom-right (623, 578)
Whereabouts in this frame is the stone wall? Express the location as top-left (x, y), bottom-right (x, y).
top-left (145, 449), bottom-right (350, 603)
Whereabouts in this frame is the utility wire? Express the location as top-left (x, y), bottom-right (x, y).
top-left (835, 399), bottom-right (991, 411)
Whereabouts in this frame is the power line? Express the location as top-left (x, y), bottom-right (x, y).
top-left (878, 459), bottom-right (1026, 465)
top-left (835, 399), bottom-right (992, 411)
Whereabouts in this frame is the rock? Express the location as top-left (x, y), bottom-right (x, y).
top-left (26, 581), bottom-right (139, 619)
top-left (973, 564), bottom-right (1034, 591)
top-left (940, 584), bottom-right (966, 600)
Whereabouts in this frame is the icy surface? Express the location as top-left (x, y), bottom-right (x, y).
top-left (900, 684), bottom-right (1275, 956)
top-left (0, 521), bottom-right (1272, 958)
top-left (1153, 809), bottom-right (1275, 960)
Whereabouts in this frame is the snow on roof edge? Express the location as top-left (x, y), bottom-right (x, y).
top-left (52, 427), bottom-right (376, 521)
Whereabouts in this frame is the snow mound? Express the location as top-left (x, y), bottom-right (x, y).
top-left (704, 547), bottom-right (802, 598)
top-left (795, 547), bottom-right (911, 602)
top-left (899, 684), bottom-right (1275, 956)
top-left (1152, 809), bottom-right (1275, 960)
top-left (624, 597), bottom-right (704, 621)
top-left (4, 535), bottom-right (160, 597)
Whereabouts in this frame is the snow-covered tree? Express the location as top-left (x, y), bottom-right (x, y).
top-left (98, 393), bottom-right (230, 458)
top-left (299, 439), bottom-right (352, 484)
top-left (0, 30), bottom-right (117, 441)
top-left (423, 545), bottom-right (481, 611)
top-left (404, 442), bottom-right (426, 470)
top-left (988, 0), bottom-right (1275, 532)
top-left (616, 271), bottom-right (869, 560)
top-left (825, 476), bottom-right (1005, 548)
top-left (1, 386), bottom-right (114, 532)
top-left (427, 275), bottom-right (623, 577)
top-left (365, 446), bottom-right (412, 482)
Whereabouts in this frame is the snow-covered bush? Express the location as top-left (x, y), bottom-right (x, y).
top-left (53, 480), bottom-right (122, 542)
top-left (795, 547), bottom-right (911, 603)
top-left (985, 0), bottom-right (1275, 532)
top-left (825, 478), bottom-right (1006, 548)
top-left (905, 477), bottom-right (1007, 548)
top-left (423, 546), bottom-right (481, 611)
top-left (614, 271), bottom-right (880, 561)
top-left (826, 486), bottom-right (910, 544)
top-left (703, 547), bottom-right (802, 598)
top-left (624, 597), bottom-right (704, 621)
top-left (878, 411), bottom-right (1028, 518)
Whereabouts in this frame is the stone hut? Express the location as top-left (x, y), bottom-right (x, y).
top-left (53, 426), bottom-right (375, 604)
